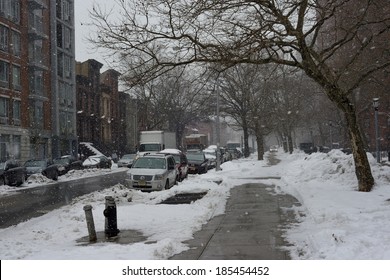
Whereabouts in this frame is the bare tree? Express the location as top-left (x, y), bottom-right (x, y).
top-left (218, 63), bottom-right (277, 159)
top-left (89, 0), bottom-right (390, 191)
top-left (131, 67), bottom-right (213, 147)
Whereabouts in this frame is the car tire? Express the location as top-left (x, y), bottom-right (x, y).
top-left (164, 179), bottom-right (170, 190)
top-left (16, 175), bottom-right (25, 187)
top-left (0, 176), bottom-right (5, 186)
top-left (53, 171), bottom-right (59, 181)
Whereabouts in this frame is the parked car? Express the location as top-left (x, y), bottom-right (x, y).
top-left (82, 155), bottom-right (112, 169)
top-left (158, 149), bottom-right (188, 181)
top-left (186, 151), bottom-right (209, 174)
top-left (125, 154), bottom-right (177, 191)
top-left (117, 154), bottom-right (136, 168)
top-left (24, 159), bottom-right (61, 181)
top-left (203, 148), bottom-right (217, 169)
top-left (269, 145), bottom-right (278, 152)
top-left (0, 159), bottom-right (26, 186)
top-left (53, 155), bottom-right (83, 175)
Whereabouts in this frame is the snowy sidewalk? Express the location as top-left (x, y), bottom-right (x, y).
top-left (171, 182), bottom-right (301, 260)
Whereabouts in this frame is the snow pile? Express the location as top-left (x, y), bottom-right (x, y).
top-left (275, 150), bottom-right (390, 259)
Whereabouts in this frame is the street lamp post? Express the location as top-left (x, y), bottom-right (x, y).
top-left (216, 77), bottom-right (221, 171)
top-left (373, 98), bottom-right (380, 163)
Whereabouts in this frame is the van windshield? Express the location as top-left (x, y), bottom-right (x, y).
top-left (139, 144), bottom-right (161, 152)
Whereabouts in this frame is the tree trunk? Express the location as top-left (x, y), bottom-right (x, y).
top-left (288, 133), bottom-right (294, 154)
top-left (256, 133), bottom-right (264, 160)
top-left (340, 101), bottom-right (375, 192)
top-left (243, 123), bottom-right (250, 158)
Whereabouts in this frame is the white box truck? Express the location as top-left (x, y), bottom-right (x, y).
top-left (138, 131), bottom-right (177, 156)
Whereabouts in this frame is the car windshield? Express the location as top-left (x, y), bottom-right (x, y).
top-left (120, 154), bottom-right (135, 161)
top-left (187, 153), bottom-right (204, 161)
top-left (25, 160), bottom-right (46, 168)
top-left (133, 157), bottom-right (166, 169)
top-left (54, 158), bottom-right (69, 165)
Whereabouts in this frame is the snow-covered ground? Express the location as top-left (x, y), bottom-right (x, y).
top-left (0, 149), bottom-right (389, 260)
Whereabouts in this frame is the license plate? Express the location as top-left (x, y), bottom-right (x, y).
top-left (138, 180), bottom-right (146, 186)
top-left (189, 167), bottom-right (196, 171)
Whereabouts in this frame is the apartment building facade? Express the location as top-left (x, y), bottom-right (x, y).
top-left (0, 0), bottom-right (76, 162)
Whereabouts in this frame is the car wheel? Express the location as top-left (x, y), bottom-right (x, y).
top-left (0, 176), bottom-right (5, 186)
top-left (16, 175), bottom-right (25, 187)
top-left (53, 171), bottom-right (59, 181)
top-left (164, 179), bottom-right (170, 190)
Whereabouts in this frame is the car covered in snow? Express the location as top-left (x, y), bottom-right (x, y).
top-left (82, 155), bottom-right (112, 169)
top-left (0, 159), bottom-right (26, 186)
top-left (117, 154), bottom-right (136, 168)
top-left (24, 159), bottom-right (61, 181)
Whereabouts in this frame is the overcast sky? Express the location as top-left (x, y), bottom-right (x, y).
top-left (74, 0), bottom-right (110, 65)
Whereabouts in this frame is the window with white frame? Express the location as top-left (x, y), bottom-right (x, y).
top-left (63, 0), bottom-right (70, 21)
top-left (12, 64), bottom-right (20, 90)
top-left (0, 96), bottom-right (9, 124)
top-left (0, 134), bottom-right (10, 161)
top-left (11, 135), bottom-right (21, 159)
top-left (64, 26), bottom-right (71, 50)
top-left (64, 54), bottom-right (71, 77)
top-left (0, 0), bottom-right (10, 17)
top-left (34, 101), bottom-right (44, 128)
top-left (0, 25), bottom-right (8, 52)
top-left (10, 0), bottom-right (19, 23)
top-left (0, 60), bottom-right (9, 88)
top-left (12, 99), bottom-right (20, 125)
top-left (12, 30), bottom-right (21, 57)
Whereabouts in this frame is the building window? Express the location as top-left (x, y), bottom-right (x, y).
top-left (11, 135), bottom-right (21, 159)
top-left (0, 0), bottom-right (10, 18)
top-left (12, 64), bottom-right (20, 91)
top-left (12, 30), bottom-right (21, 57)
top-left (0, 60), bottom-right (9, 88)
top-left (12, 99), bottom-right (20, 125)
top-left (0, 0), bottom-right (20, 23)
top-left (0, 134), bottom-right (10, 161)
top-left (29, 70), bottom-right (44, 97)
top-left (64, 54), bottom-right (71, 77)
top-left (63, 0), bottom-right (70, 22)
top-left (31, 101), bottom-right (44, 129)
top-left (0, 96), bottom-right (9, 124)
top-left (57, 51), bottom-right (63, 77)
top-left (10, 0), bottom-right (20, 23)
top-left (64, 26), bottom-right (71, 50)
top-left (0, 24), bottom-right (8, 52)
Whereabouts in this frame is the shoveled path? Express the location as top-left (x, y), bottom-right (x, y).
top-left (171, 155), bottom-right (300, 260)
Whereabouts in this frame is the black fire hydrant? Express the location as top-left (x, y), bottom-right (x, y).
top-left (103, 196), bottom-right (120, 238)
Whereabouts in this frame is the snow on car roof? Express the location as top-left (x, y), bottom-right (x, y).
top-left (159, 148), bottom-right (182, 154)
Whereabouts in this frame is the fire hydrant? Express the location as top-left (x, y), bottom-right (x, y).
top-left (103, 196), bottom-right (120, 238)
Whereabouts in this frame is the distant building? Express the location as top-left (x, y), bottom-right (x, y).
top-left (76, 59), bottom-right (138, 156)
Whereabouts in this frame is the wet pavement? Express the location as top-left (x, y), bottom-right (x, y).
top-left (170, 183), bottom-right (300, 260)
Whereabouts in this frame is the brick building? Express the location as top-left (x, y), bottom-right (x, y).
top-left (318, 0), bottom-right (390, 156)
top-left (0, 0), bottom-right (76, 162)
top-left (76, 59), bottom-right (138, 157)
